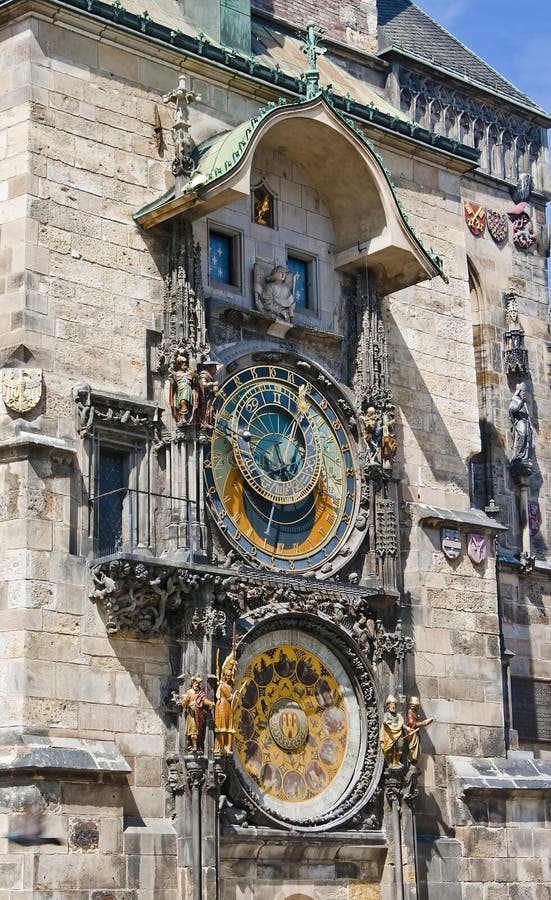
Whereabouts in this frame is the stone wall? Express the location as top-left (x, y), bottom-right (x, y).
top-left (251, 0), bottom-right (379, 54)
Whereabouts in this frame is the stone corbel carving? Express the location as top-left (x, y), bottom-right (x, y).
top-left (89, 560), bottom-right (206, 635)
top-left (253, 262), bottom-right (296, 321)
top-left (165, 752), bottom-right (185, 818)
top-left (184, 606), bottom-right (227, 638)
top-left (373, 619), bottom-right (414, 664)
top-left (73, 385), bottom-right (162, 438)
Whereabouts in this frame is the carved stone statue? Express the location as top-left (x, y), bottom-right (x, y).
top-left (380, 694), bottom-right (405, 769)
top-left (405, 696), bottom-right (432, 765)
top-left (214, 652), bottom-right (238, 755)
top-left (175, 675), bottom-right (214, 753)
top-left (198, 360), bottom-right (220, 430)
top-left (169, 349), bottom-right (198, 425)
top-left (359, 406), bottom-right (381, 463)
top-left (253, 263), bottom-right (297, 321)
top-left (381, 402), bottom-right (398, 469)
top-left (509, 382), bottom-right (534, 466)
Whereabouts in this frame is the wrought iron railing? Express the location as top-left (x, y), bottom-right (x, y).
top-left (88, 487), bottom-right (208, 560)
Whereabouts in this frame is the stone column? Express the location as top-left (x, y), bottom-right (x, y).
top-left (186, 757), bottom-right (207, 900)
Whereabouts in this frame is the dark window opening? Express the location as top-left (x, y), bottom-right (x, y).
top-left (97, 448), bottom-right (127, 555)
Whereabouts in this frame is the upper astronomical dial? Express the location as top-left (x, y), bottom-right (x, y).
top-left (204, 364), bottom-right (358, 575)
top-left (230, 381), bottom-right (322, 505)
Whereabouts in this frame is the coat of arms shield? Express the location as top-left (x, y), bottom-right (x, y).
top-left (486, 209), bottom-right (508, 244)
top-left (467, 533), bottom-right (488, 564)
top-left (528, 501), bottom-right (541, 537)
top-left (464, 202), bottom-right (486, 236)
top-left (441, 528), bottom-right (462, 559)
top-left (509, 212), bottom-right (537, 250)
top-left (1, 368), bottom-right (43, 413)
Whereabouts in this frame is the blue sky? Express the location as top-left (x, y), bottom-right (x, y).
top-left (416, 0), bottom-right (551, 115)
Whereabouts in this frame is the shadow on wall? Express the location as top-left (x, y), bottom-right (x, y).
top-left (385, 304), bottom-right (474, 501)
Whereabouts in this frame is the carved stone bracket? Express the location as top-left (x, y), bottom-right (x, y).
top-left (373, 620), bottom-right (414, 664)
top-left (89, 559), bottom-right (208, 635)
top-left (185, 757), bottom-right (207, 792)
top-left (73, 384), bottom-right (162, 438)
top-left (383, 765), bottom-right (406, 805)
top-left (184, 606), bottom-right (227, 638)
top-left (165, 752), bottom-right (185, 817)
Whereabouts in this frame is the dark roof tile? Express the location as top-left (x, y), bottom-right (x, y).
top-left (378, 0), bottom-right (545, 113)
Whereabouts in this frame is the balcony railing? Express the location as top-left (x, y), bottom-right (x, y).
top-left (88, 487), bottom-right (208, 561)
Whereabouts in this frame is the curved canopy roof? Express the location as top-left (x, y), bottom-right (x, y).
top-left (135, 94), bottom-right (446, 294)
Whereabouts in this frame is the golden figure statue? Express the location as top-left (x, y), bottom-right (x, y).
top-left (176, 675), bottom-right (214, 753)
top-left (214, 651), bottom-right (238, 755)
top-left (380, 694), bottom-right (405, 769)
top-left (405, 696), bottom-right (432, 764)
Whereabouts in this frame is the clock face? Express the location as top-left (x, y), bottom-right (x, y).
top-left (233, 629), bottom-right (362, 826)
top-left (204, 364), bottom-right (358, 574)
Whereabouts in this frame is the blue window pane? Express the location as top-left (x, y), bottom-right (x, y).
top-left (209, 232), bottom-right (231, 283)
top-left (287, 256), bottom-right (308, 308)
top-left (98, 449), bottom-right (126, 555)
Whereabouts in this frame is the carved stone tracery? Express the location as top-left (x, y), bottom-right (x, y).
top-left (89, 559), bottom-right (208, 635)
top-left (73, 385), bottom-right (162, 438)
top-left (399, 68), bottom-right (545, 187)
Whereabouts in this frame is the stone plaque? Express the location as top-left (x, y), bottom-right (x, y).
top-left (511, 677), bottom-right (551, 742)
top-left (2, 368), bottom-right (42, 413)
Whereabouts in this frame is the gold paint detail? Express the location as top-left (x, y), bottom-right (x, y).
top-left (234, 644), bottom-right (348, 804)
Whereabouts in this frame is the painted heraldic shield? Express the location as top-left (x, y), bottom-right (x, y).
top-left (467, 533), bottom-right (488, 564)
top-left (2, 368), bottom-right (42, 413)
top-left (487, 209), bottom-right (508, 244)
top-left (441, 528), bottom-right (461, 559)
top-left (509, 212), bottom-right (537, 250)
top-left (464, 201), bottom-right (486, 236)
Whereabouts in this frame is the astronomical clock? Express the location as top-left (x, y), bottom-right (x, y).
top-left (203, 354), bottom-right (384, 830)
top-left (204, 361), bottom-right (360, 577)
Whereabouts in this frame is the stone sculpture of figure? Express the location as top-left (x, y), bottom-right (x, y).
top-left (169, 349), bottom-right (198, 425)
top-left (198, 359), bottom-right (220, 430)
top-left (176, 675), bottom-right (214, 754)
top-left (214, 652), bottom-right (238, 755)
top-left (381, 402), bottom-right (398, 468)
top-left (405, 696), bottom-right (433, 765)
top-left (253, 263), bottom-right (297, 321)
top-left (360, 407), bottom-right (381, 463)
top-left (509, 382), bottom-right (534, 465)
top-left (380, 694), bottom-right (405, 769)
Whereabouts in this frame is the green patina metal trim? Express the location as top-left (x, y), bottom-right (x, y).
top-left (0, 0), bottom-right (479, 165)
top-left (187, 97), bottom-right (288, 186)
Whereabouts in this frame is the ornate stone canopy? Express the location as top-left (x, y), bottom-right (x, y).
top-left (134, 94), bottom-right (445, 294)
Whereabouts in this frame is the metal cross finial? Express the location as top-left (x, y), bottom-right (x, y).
top-left (301, 21), bottom-right (326, 100)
